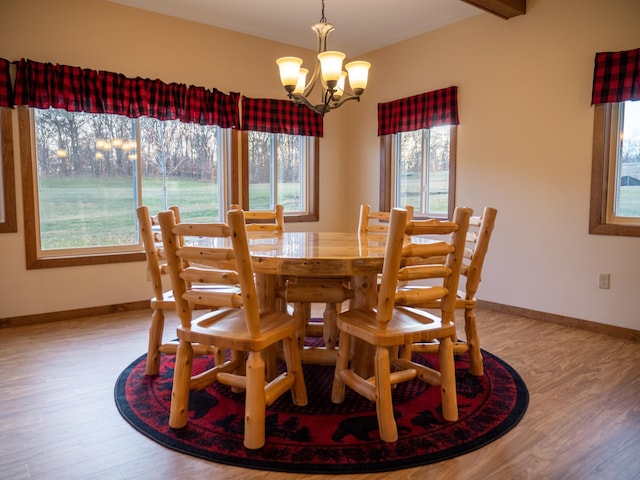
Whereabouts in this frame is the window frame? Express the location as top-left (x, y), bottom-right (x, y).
top-left (19, 106), bottom-right (144, 268)
top-left (240, 130), bottom-right (319, 223)
top-left (379, 125), bottom-right (457, 219)
top-left (589, 103), bottom-right (640, 237)
top-left (0, 107), bottom-right (17, 233)
top-left (19, 106), bottom-right (237, 269)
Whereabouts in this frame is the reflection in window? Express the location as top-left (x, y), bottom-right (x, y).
top-left (609, 100), bottom-right (640, 222)
top-left (246, 131), bottom-right (309, 213)
top-left (394, 126), bottom-right (452, 217)
top-left (32, 108), bottom-right (225, 254)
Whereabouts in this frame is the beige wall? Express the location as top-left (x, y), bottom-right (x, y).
top-left (1, 0), bottom-right (639, 330)
top-left (344, 0), bottom-right (640, 330)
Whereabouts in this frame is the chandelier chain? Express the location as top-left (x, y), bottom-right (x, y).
top-left (320, 0), bottom-right (326, 23)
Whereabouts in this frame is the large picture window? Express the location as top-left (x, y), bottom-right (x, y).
top-left (13, 58), bottom-right (240, 268)
top-left (21, 107), bottom-right (230, 267)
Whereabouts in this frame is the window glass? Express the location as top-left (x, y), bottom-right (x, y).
top-left (610, 100), bottom-right (640, 221)
top-left (139, 117), bottom-right (224, 223)
top-left (394, 126), bottom-right (451, 217)
top-left (247, 131), bottom-right (308, 213)
top-left (32, 108), bottom-right (225, 255)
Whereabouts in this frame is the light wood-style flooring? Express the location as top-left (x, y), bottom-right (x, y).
top-left (1, 307), bottom-right (639, 480)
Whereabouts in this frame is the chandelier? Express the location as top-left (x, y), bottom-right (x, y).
top-left (276, 0), bottom-right (371, 116)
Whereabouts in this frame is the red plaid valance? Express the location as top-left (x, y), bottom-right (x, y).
top-left (241, 96), bottom-right (323, 137)
top-left (591, 47), bottom-right (640, 105)
top-left (184, 86), bottom-right (240, 129)
top-left (377, 86), bottom-right (458, 136)
top-left (13, 59), bottom-right (240, 127)
top-left (0, 58), bottom-right (12, 107)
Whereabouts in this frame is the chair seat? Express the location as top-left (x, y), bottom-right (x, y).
top-left (181, 308), bottom-right (297, 352)
top-left (337, 306), bottom-right (456, 347)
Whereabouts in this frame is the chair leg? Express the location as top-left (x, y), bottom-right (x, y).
top-left (145, 308), bottom-right (165, 376)
top-left (169, 339), bottom-right (194, 429)
top-left (281, 336), bottom-right (308, 406)
top-left (464, 308), bottom-right (484, 376)
top-left (438, 335), bottom-right (458, 422)
top-left (231, 350), bottom-right (246, 393)
top-left (374, 345), bottom-right (398, 442)
top-left (214, 347), bottom-right (226, 366)
top-left (244, 350), bottom-right (266, 449)
top-left (323, 303), bottom-right (339, 349)
top-left (293, 302), bottom-right (308, 349)
top-left (331, 330), bottom-right (351, 403)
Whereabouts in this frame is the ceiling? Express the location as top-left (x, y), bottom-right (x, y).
top-left (106, 0), bottom-right (485, 56)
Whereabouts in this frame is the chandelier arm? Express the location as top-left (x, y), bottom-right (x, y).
top-left (302, 58), bottom-right (323, 97)
top-left (328, 94), bottom-right (361, 111)
top-left (287, 93), bottom-right (327, 116)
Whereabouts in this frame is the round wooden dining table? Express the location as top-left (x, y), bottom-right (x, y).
top-left (246, 231), bottom-right (387, 306)
top-left (244, 231), bottom-right (390, 376)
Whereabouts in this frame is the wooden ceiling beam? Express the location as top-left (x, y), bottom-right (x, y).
top-left (460, 0), bottom-right (526, 19)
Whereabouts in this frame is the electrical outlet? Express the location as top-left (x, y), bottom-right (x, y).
top-left (598, 273), bottom-right (610, 289)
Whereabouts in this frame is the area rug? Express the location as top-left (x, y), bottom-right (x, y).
top-left (115, 340), bottom-right (528, 474)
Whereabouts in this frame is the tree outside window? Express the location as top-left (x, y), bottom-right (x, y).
top-left (24, 107), bottom-right (227, 264)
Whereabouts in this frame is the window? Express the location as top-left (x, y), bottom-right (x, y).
top-left (589, 47), bottom-right (640, 237)
top-left (392, 126), bottom-right (455, 218)
top-left (590, 101), bottom-right (640, 237)
top-left (377, 86), bottom-right (458, 219)
top-left (20, 107), bottom-right (231, 268)
top-left (243, 131), bottom-right (317, 218)
top-left (240, 96), bottom-right (321, 223)
top-left (13, 58), bottom-right (240, 268)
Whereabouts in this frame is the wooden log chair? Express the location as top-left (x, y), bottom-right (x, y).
top-left (358, 204), bottom-right (414, 235)
top-left (331, 206), bottom-right (472, 443)
top-left (158, 208), bottom-right (308, 450)
top-left (231, 204), bottom-right (353, 365)
top-left (136, 205), bottom-right (220, 375)
top-left (406, 207), bottom-right (498, 376)
top-left (230, 203), bottom-right (285, 234)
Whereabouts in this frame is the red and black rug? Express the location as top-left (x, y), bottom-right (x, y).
top-left (115, 343), bottom-right (528, 474)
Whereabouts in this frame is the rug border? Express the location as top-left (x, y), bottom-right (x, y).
top-left (114, 349), bottom-right (529, 474)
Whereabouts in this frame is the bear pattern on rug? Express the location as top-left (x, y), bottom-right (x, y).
top-left (116, 346), bottom-right (528, 474)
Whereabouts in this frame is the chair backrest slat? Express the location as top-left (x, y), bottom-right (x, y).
top-left (358, 204), bottom-right (414, 234)
top-left (181, 267), bottom-right (239, 286)
top-left (230, 204), bottom-right (284, 234)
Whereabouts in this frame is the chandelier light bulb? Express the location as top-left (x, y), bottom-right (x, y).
top-left (293, 68), bottom-right (309, 95)
top-left (333, 71), bottom-right (347, 98)
top-left (276, 57), bottom-right (303, 92)
top-left (318, 51), bottom-right (345, 87)
top-left (345, 61), bottom-right (371, 95)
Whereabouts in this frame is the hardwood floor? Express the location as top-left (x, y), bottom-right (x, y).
top-left (1, 307), bottom-right (639, 480)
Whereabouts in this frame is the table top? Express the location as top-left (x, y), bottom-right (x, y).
top-left (245, 231), bottom-right (389, 277)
